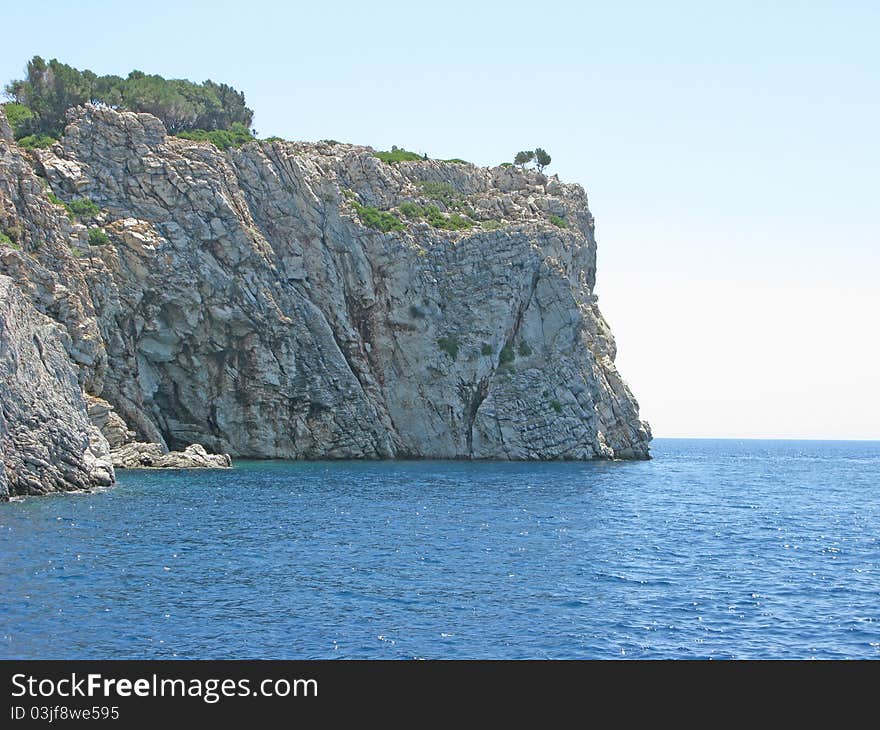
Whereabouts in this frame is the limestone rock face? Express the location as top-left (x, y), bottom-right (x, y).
top-left (86, 394), bottom-right (136, 448)
top-left (110, 441), bottom-right (231, 469)
top-left (85, 394), bottom-right (231, 469)
top-left (0, 103), bottom-right (650, 474)
top-left (0, 276), bottom-right (114, 498)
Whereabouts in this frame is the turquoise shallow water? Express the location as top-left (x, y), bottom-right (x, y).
top-left (1, 438), bottom-right (878, 659)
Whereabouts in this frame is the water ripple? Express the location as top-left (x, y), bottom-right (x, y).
top-left (1, 438), bottom-right (878, 659)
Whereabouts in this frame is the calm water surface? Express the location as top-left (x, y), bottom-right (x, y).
top-left (1, 439), bottom-right (878, 659)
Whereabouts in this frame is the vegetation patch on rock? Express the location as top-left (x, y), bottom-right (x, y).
top-left (396, 201), bottom-right (474, 231)
top-left (374, 146), bottom-right (424, 163)
top-left (352, 201), bottom-right (405, 233)
top-left (17, 134), bottom-right (56, 150)
top-left (4, 55), bottom-right (253, 138)
top-left (46, 194), bottom-right (100, 221)
top-left (87, 228), bottom-right (110, 246)
top-left (66, 197), bottom-right (100, 219)
top-left (437, 336), bottom-right (460, 360)
top-left (417, 180), bottom-right (459, 207)
top-left (176, 122), bottom-right (254, 150)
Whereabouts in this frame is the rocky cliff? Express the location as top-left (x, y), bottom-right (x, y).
top-left (0, 104), bottom-right (650, 495)
top-left (0, 276), bottom-right (114, 498)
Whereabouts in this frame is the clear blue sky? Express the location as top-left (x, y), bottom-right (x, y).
top-left (2, 1), bottom-right (878, 438)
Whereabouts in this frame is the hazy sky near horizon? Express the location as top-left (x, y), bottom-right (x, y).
top-left (2, 1), bottom-right (877, 439)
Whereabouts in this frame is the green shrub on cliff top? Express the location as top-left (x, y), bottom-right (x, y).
top-left (514, 150), bottom-right (534, 168)
top-left (534, 148), bottom-right (551, 172)
top-left (176, 122), bottom-right (254, 151)
top-left (2, 102), bottom-right (34, 137)
top-left (6, 56), bottom-right (253, 138)
top-left (374, 146), bottom-right (424, 163)
top-left (512, 148), bottom-right (552, 172)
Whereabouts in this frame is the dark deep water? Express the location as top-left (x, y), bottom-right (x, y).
top-left (1, 439), bottom-right (878, 659)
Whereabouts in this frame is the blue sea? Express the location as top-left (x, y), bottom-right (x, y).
top-left (1, 439), bottom-right (878, 659)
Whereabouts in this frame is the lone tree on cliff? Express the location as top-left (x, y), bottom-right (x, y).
top-left (514, 150), bottom-right (534, 169)
top-left (534, 148), bottom-right (551, 173)
top-left (513, 148), bottom-right (551, 172)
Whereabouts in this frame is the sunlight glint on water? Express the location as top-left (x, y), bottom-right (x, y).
top-left (1, 439), bottom-right (878, 659)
